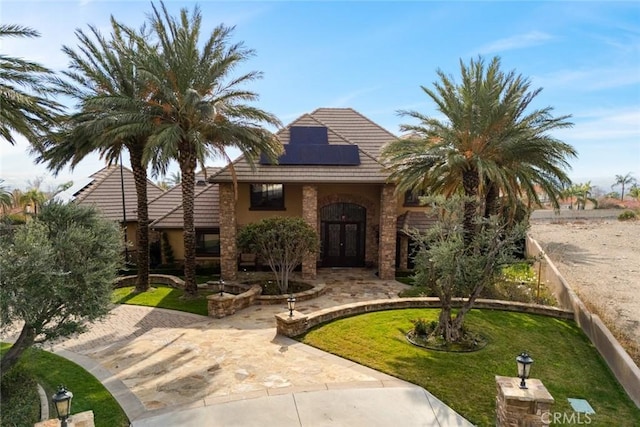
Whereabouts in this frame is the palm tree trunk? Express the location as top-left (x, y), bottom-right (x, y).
top-left (179, 145), bottom-right (198, 296)
top-left (1, 325), bottom-right (35, 375)
top-left (462, 168), bottom-right (480, 247)
top-left (129, 145), bottom-right (150, 292)
top-left (484, 181), bottom-right (500, 218)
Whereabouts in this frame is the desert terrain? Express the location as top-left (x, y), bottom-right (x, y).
top-left (528, 214), bottom-right (639, 363)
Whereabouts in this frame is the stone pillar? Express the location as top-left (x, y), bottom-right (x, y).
top-left (35, 410), bottom-right (95, 427)
top-left (302, 185), bottom-right (318, 280)
top-left (399, 235), bottom-right (409, 270)
top-left (378, 184), bottom-right (397, 280)
top-left (496, 376), bottom-right (554, 427)
top-left (275, 311), bottom-right (309, 337)
top-left (219, 183), bottom-right (237, 281)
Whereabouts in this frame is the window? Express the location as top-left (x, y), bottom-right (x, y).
top-left (250, 184), bottom-right (285, 210)
top-left (196, 229), bottom-right (220, 256)
top-left (404, 190), bottom-right (426, 206)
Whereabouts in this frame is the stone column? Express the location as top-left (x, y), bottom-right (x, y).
top-left (378, 184), bottom-right (397, 280)
top-left (219, 183), bottom-right (237, 281)
top-left (398, 234), bottom-right (409, 270)
top-left (275, 311), bottom-right (309, 337)
top-left (496, 376), bottom-right (554, 427)
top-left (301, 185), bottom-right (318, 280)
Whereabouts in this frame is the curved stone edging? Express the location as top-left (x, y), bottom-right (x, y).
top-left (255, 283), bottom-right (327, 305)
top-left (275, 297), bottom-right (574, 338)
top-left (37, 383), bottom-right (49, 421)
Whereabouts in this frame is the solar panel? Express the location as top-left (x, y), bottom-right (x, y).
top-left (289, 126), bottom-right (328, 145)
top-left (260, 144), bottom-right (360, 166)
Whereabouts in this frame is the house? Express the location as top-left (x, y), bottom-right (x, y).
top-left (72, 165), bottom-right (222, 266)
top-left (71, 165), bottom-right (164, 258)
top-left (74, 108), bottom-right (435, 277)
top-left (209, 107), bottom-right (433, 281)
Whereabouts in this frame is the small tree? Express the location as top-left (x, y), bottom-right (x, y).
top-left (410, 196), bottom-right (525, 343)
top-left (0, 202), bottom-right (121, 374)
top-left (612, 172), bottom-right (636, 201)
top-left (237, 217), bottom-right (318, 293)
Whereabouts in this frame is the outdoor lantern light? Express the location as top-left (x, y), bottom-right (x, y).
top-left (52, 385), bottom-right (73, 427)
top-left (287, 294), bottom-right (296, 317)
top-left (219, 278), bottom-right (225, 297)
top-left (516, 351), bottom-right (534, 389)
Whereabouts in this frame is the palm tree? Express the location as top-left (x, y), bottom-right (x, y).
top-left (0, 180), bottom-right (12, 214)
top-left (381, 56), bottom-right (576, 241)
top-left (612, 172), bottom-right (636, 201)
top-left (20, 187), bottom-right (47, 216)
top-left (573, 182), bottom-right (597, 210)
top-left (629, 185), bottom-right (640, 201)
top-left (131, 2), bottom-right (282, 295)
top-left (0, 24), bottom-right (62, 147)
top-left (37, 18), bottom-right (155, 292)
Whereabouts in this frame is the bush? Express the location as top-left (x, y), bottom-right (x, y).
top-left (0, 364), bottom-right (40, 427)
top-left (2, 213), bottom-right (27, 225)
top-left (618, 210), bottom-right (637, 221)
top-left (411, 318), bottom-right (435, 337)
top-left (482, 262), bottom-right (556, 305)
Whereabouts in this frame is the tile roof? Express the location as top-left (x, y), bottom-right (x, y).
top-left (150, 182), bottom-right (219, 229)
top-left (74, 165), bottom-right (164, 221)
top-left (209, 108), bottom-right (396, 184)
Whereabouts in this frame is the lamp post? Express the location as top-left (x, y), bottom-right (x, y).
top-left (516, 352), bottom-right (534, 389)
top-left (219, 278), bottom-right (225, 297)
top-left (52, 385), bottom-right (73, 427)
top-left (287, 294), bottom-right (296, 317)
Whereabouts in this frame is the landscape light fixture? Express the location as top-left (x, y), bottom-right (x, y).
top-left (287, 294), bottom-right (296, 317)
top-left (219, 278), bottom-right (225, 297)
top-left (52, 385), bottom-right (73, 427)
top-left (516, 351), bottom-right (534, 389)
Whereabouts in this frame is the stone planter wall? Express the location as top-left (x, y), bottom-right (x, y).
top-left (207, 284), bottom-right (262, 318)
top-left (275, 298), bottom-right (573, 338)
top-left (255, 283), bottom-right (327, 305)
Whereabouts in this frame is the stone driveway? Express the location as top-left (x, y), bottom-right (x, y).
top-left (52, 269), bottom-right (418, 420)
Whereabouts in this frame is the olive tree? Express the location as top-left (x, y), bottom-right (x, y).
top-left (237, 217), bottom-right (318, 293)
top-left (0, 202), bottom-right (122, 374)
top-left (410, 196), bottom-right (525, 343)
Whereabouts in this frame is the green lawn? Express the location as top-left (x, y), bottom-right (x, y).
top-left (300, 309), bottom-right (640, 427)
top-left (0, 344), bottom-right (129, 427)
top-left (111, 285), bottom-right (213, 316)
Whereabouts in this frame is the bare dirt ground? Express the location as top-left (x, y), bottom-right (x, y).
top-left (528, 215), bottom-right (640, 364)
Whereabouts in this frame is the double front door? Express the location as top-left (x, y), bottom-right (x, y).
top-left (321, 203), bottom-right (366, 267)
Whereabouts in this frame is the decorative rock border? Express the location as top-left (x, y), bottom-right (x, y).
top-left (275, 298), bottom-right (573, 338)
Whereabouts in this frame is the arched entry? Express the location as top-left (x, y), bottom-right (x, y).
top-left (320, 203), bottom-right (366, 267)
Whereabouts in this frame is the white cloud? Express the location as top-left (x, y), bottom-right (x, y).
top-left (556, 107), bottom-right (640, 141)
top-left (476, 31), bottom-right (553, 54)
top-left (533, 66), bottom-right (640, 91)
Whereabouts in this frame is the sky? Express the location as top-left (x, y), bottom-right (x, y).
top-left (1, 0), bottom-right (639, 192)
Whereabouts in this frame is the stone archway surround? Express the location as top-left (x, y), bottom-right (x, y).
top-left (317, 193), bottom-right (378, 266)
